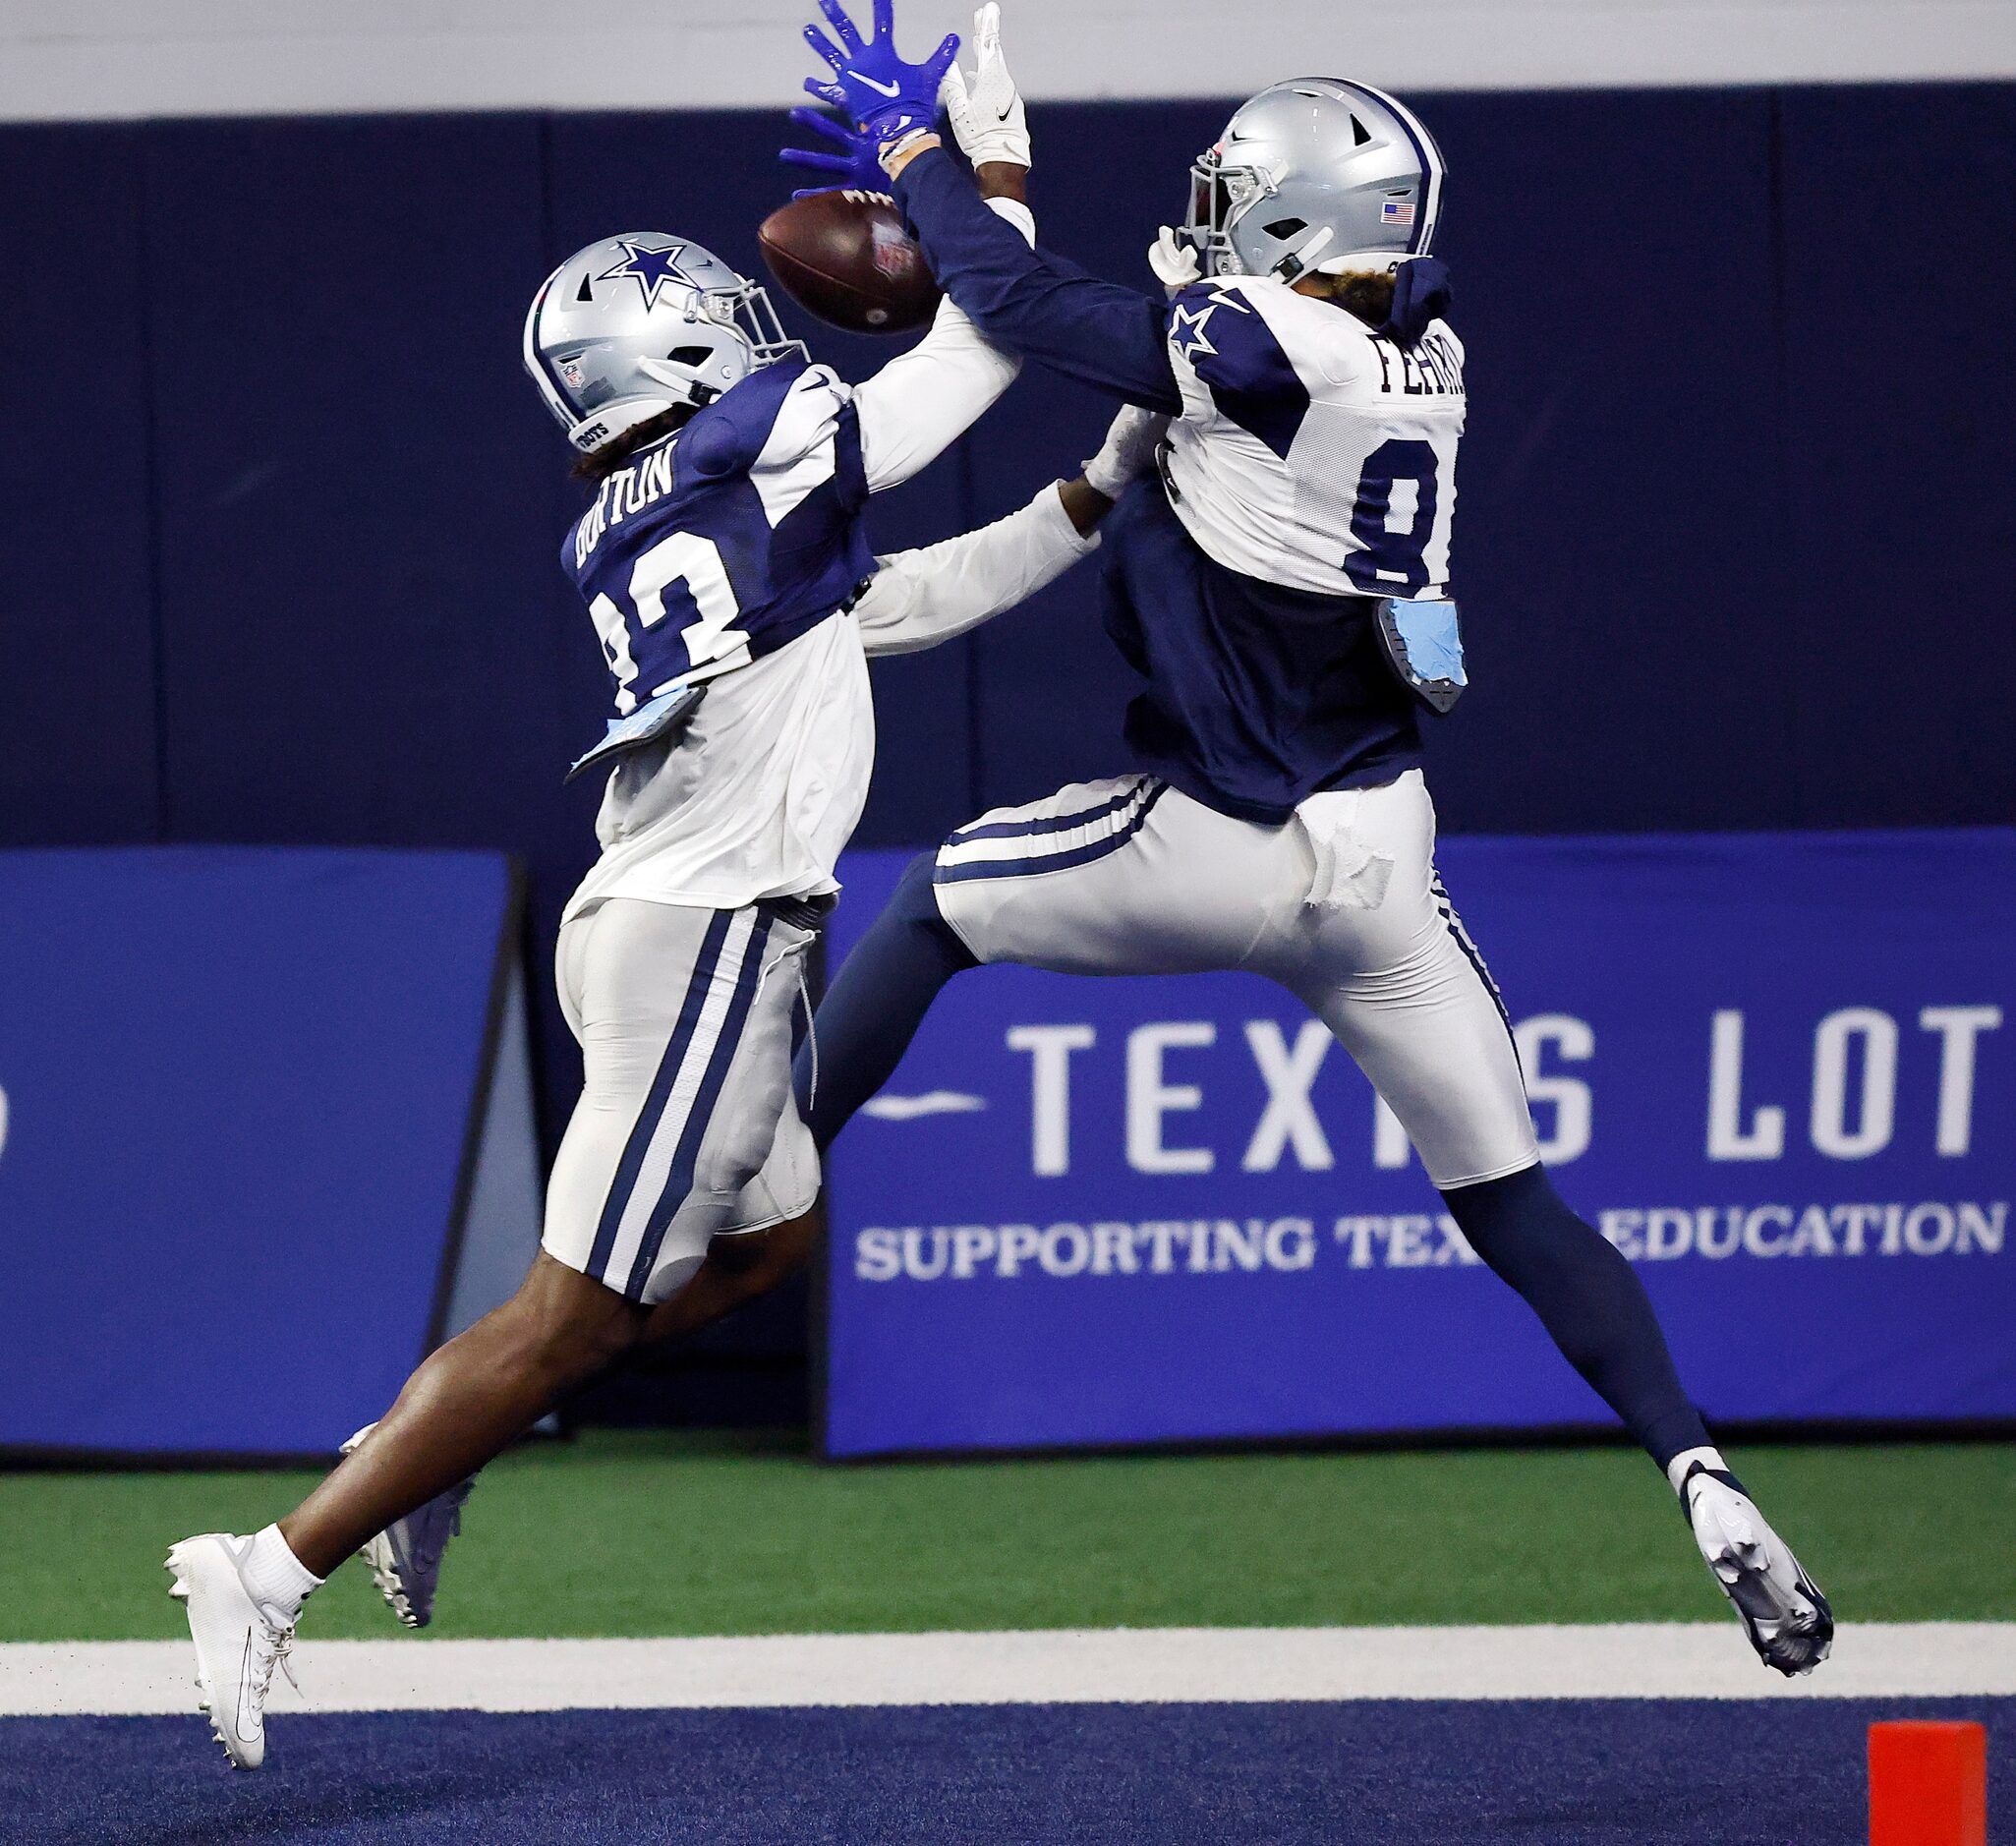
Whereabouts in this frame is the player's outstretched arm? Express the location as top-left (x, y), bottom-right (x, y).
top-left (796, 1), bottom-right (1180, 412)
top-left (889, 144), bottom-right (1181, 413)
top-left (854, 405), bottom-right (1166, 656)
top-left (855, 483), bottom-right (1094, 657)
top-left (846, 204), bottom-right (1029, 493)
top-left (789, 3), bottom-right (1030, 492)
top-left (879, 10), bottom-right (1179, 413)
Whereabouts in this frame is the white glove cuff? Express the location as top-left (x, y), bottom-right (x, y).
top-left (1081, 406), bottom-right (1171, 500)
top-left (966, 129), bottom-right (1033, 171)
top-left (982, 195), bottom-right (1036, 247)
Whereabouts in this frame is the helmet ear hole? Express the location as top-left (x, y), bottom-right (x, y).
top-left (667, 345), bottom-right (713, 367)
top-left (1263, 217), bottom-right (1307, 239)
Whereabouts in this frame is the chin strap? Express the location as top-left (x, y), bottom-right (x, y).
top-left (1377, 257), bottom-right (1454, 345)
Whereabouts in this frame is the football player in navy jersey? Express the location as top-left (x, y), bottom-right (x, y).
top-left (216, 5), bottom-right (1831, 1694)
top-left (160, 15), bottom-right (1171, 1763)
top-left (768, 4), bottom-right (1833, 1675)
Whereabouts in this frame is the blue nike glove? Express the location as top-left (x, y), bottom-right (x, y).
top-left (779, 105), bottom-right (886, 198)
top-left (801, 0), bottom-right (958, 149)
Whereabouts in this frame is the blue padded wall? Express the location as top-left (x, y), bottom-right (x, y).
top-left (1421, 88), bottom-right (1797, 836)
top-left (3, 84), bottom-right (2013, 1153)
top-left (141, 116), bottom-right (577, 853)
top-left (0, 124), bottom-right (159, 843)
top-left (1775, 83), bottom-right (2016, 826)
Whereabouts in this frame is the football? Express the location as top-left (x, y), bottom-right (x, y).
top-left (758, 189), bottom-right (941, 334)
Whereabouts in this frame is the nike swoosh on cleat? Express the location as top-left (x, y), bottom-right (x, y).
top-left (855, 74), bottom-right (900, 96)
top-left (234, 1630), bottom-right (260, 1743)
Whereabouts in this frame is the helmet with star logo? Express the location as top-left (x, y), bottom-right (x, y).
top-left (523, 232), bottom-right (807, 454)
top-left (1183, 80), bottom-right (1445, 285)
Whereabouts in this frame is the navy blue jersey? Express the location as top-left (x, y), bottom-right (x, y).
top-left (563, 358), bottom-right (874, 716)
top-left (1100, 484), bottom-right (1419, 823)
top-left (895, 149), bottom-right (1460, 825)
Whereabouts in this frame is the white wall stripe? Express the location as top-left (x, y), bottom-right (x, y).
top-left (4, 1623), bottom-right (2011, 1716)
top-left (0, 2), bottom-right (2009, 123)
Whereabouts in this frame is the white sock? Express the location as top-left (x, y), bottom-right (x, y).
top-left (1665, 1445), bottom-right (1730, 1498)
top-left (241, 1525), bottom-right (322, 1619)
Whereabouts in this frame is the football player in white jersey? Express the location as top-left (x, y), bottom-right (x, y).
top-left (778, 5), bottom-right (1832, 1675)
top-left (284, 7), bottom-right (1830, 1685)
top-left (158, 12), bottom-right (1172, 1765)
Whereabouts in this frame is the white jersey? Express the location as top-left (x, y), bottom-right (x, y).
top-left (563, 480), bottom-right (1097, 921)
top-left (1160, 274), bottom-right (1465, 599)
top-left (562, 201), bottom-right (1064, 925)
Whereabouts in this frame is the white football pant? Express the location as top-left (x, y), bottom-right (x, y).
top-left (542, 897), bottom-right (820, 1305)
top-left (933, 768), bottom-right (1539, 1190)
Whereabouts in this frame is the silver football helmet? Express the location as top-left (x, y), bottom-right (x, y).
top-left (523, 233), bottom-right (806, 454)
top-left (1184, 79), bottom-right (1446, 283)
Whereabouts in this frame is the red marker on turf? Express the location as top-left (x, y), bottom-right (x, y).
top-left (1869, 1720), bottom-right (1987, 1846)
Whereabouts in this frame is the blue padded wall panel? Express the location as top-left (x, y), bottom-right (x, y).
top-left (140, 115), bottom-right (579, 856)
top-left (0, 848), bottom-right (519, 1455)
top-left (965, 102), bottom-right (1226, 815)
top-left (0, 125), bottom-right (159, 843)
top-left (1776, 83), bottom-right (2016, 827)
top-left (1386, 88), bottom-right (1797, 836)
top-left (545, 111), bottom-right (980, 846)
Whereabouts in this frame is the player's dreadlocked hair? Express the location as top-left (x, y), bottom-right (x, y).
top-left (572, 405), bottom-right (696, 485)
top-left (1308, 269), bottom-right (1397, 330)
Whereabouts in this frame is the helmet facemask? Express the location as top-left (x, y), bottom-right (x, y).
top-left (1183, 147), bottom-right (1281, 278)
top-left (713, 276), bottom-right (805, 376)
top-left (634, 279), bottom-right (805, 412)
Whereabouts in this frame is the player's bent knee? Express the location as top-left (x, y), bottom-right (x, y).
top-left (500, 1252), bottom-right (649, 1378)
top-left (709, 1209), bottom-right (819, 1292)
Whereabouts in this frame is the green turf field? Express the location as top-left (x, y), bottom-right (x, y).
top-left (5, 1433), bottom-right (2009, 1643)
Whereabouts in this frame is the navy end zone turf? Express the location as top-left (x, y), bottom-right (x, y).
top-left (3, 1699), bottom-right (2009, 1845)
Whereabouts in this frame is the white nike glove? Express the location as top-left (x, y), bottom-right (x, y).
top-left (1082, 405), bottom-right (1170, 500)
top-left (940, 3), bottom-right (1031, 171)
top-left (1148, 225), bottom-right (1202, 294)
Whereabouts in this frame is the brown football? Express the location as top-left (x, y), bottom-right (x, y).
top-left (758, 190), bottom-right (941, 335)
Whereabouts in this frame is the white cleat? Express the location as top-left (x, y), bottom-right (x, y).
top-left (1682, 1463), bottom-right (1834, 1676)
top-left (164, 1532), bottom-right (300, 1769)
top-left (341, 1423), bottom-right (474, 1630)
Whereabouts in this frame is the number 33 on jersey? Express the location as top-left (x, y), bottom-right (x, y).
top-left (565, 357), bottom-right (875, 717)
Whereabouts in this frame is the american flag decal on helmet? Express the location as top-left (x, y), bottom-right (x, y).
top-left (1382, 200), bottom-right (1417, 225)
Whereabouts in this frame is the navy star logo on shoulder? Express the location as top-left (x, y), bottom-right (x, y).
top-left (596, 239), bottom-right (699, 311)
top-left (1169, 299), bottom-right (1220, 362)
top-left (1169, 283), bottom-right (1251, 363)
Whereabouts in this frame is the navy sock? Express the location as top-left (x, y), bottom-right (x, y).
top-left (794, 852), bottom-right (977, 1151)
top-left (1439, 1163), bottom-right (1710, 1469)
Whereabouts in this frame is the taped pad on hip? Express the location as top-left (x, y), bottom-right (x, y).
top-left (1296, 789), bottom-right (1395, 912)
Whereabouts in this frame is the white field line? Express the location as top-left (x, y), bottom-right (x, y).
top-left (2, 1623), bottom-right (2013, 1717)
